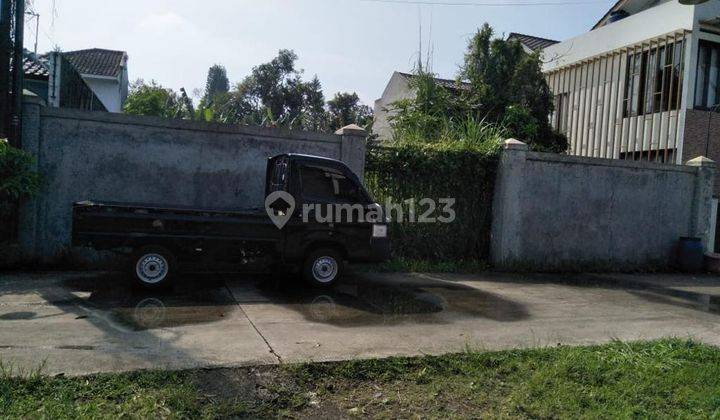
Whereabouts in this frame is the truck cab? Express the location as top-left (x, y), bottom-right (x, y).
top-left (266, 154), bottom-right (389, 263)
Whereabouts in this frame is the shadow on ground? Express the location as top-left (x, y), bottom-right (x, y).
top-left (253, 273), bottom-right (530, 326)
top-left (442, 271), bottom-right (720, 316)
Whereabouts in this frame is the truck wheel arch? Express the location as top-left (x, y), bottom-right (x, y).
top-left (302, 241), bottom-right (347, 261)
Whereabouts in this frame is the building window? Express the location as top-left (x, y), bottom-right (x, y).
top-left (695, 41), bottom-right (720, 110)
top-left (624, 52), bottom-right (644, 117)
top-left (624, 40), bottom-right (683, 117)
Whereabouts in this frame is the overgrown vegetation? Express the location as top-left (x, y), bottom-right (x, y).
top-left (365, 135), bottom-right (501, 262)
top-left (0, 140), bottom-right (41, 218)
top-left (3, 339), bottom-right (719, 418)
top-left (388, 23), bottom-right (566, 152)
top-left (124, 50), bottom-right (372, 133)
top-left (367, 23), bottom-right (568, 263)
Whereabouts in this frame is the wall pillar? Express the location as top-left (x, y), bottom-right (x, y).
top-left (686, 155), bottom-right (716, 250)
top-left (335, 124), bottom-right (367, 181)
top-left (490, 138), bottom-right (528, 268)
top-left (17, 95), bottom-right (43, 257)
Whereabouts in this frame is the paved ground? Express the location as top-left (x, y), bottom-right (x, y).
top-left (0, 270), bottom-right (719, 376)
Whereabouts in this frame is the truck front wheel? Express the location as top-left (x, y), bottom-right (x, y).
top-left (303, 248), bottom-right (344, 287)
top-left (131, 246), bottom-right (175, 288)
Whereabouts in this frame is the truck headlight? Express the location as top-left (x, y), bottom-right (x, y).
top-left (372, 224), bottom-right (387, 238)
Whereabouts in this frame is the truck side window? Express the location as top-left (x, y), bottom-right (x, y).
top-left (300, 165), bottom-right (361, 203)
top-left (269, 158), bottom-right (289, 192)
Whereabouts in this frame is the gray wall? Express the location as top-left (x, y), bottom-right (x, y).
top-left (18, 99), bottom-right (366, 260)
top-left (491, 139), bottom-right (716, 270)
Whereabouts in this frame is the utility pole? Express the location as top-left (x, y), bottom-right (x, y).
top-left (0, 0), bottom-right (13, 139)
top-left (26, 10), bottom-right (37, 55)
top-left (9, 0), bottom-right (24, 147)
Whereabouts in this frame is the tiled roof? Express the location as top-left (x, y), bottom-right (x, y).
top-left (63, 48), bottom-right (126, 77)
top-left (398, 72), bottom-right (471, 91)
top-left (507, 33), bottom-right (559, 52)
top-left (23, 52), bottom-right (49, 78)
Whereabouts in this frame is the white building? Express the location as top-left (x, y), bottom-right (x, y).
top-left (62, 49), bottom-right (129, 113)
top-left (542, 0), bottom-right (720, 167)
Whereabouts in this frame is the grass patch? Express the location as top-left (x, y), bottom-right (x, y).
top-left (0, 366), bottom-right (247, 419)
top-left (2, 339), bottom-right (720, 418)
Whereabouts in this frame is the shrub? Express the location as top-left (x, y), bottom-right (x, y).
top-left (0, 140), bottom-right (41, 217)
top-left (365, 130), bottom-right (502, 262)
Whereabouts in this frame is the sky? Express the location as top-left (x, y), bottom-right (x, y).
top-left (26, 0), bottom-right (615, 106)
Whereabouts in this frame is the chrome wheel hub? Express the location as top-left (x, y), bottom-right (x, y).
top-left (136, 253), bottom-right (168, 284)
top-left (312, 256), bottom-right (338, 283)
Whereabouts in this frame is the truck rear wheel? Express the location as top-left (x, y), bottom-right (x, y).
top-left (132, 246), bottom-right (175, 288)
top-left (303, 248), bottom-right (344, 287)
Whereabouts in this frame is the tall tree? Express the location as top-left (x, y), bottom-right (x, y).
top-left (128, 51), bottom-right (374, 134)
top-left (459, 23), bottom-right (565, 151)
top-left (203, 64), bottom-right (230, 103)
top-left (327, 92), bottom-right (373, 131)
top-left (220, 50), bottom-right (340, 131)
top-left (302, 76), bottom-right (327, 131)
top-left (123, 79), bottom-right (179, 118)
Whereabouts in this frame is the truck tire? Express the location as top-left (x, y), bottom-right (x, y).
top-left (131, 246), bottom-right (175, 288)
top-left (303, 248), bottom-right (344, 287)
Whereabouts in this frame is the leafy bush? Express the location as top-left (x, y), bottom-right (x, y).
top-left (365, 129), bottom-right (502, 261)
top-left (0, 141), bottom-right (41, 217)
top-left (123, 80), bottom-right (194, 119)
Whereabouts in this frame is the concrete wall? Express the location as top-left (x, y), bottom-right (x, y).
top-left (17, 100), bottom-right (366, 260)
top-left (491, 139), bottom-right (715, 271)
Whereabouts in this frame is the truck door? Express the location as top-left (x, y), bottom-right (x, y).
top-left (284, 160), bottom-right (373, 261)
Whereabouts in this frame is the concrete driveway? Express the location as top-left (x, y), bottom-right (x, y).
top-left (0, 270), bottom-right (719, 376)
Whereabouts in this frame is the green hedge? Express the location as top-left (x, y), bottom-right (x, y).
top-left (365, 142), bottom-right (500, 262)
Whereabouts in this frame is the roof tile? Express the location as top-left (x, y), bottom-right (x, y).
top-left (23, 52), bottom-right (49, 78)
top-left (63, 48), bottom-right (126, 77)
top-left (507, 33), bottom-right (559, 52)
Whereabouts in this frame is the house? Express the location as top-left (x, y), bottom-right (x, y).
top-left (373, 71), bottom-right (470, 141)
top-left (541, 0), bottom-right (720, 166)
top-left (62, 48), bottom-right (129, 112)
top-left (539, 0), bottom-right (720, 250)
top-left (373, 34), bottom-right (556, 141)
top-left (23, 50), bottom-right (107, 112)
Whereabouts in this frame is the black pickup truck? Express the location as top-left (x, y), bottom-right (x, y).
top-left (72, 154), bottom-right (390, 288)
